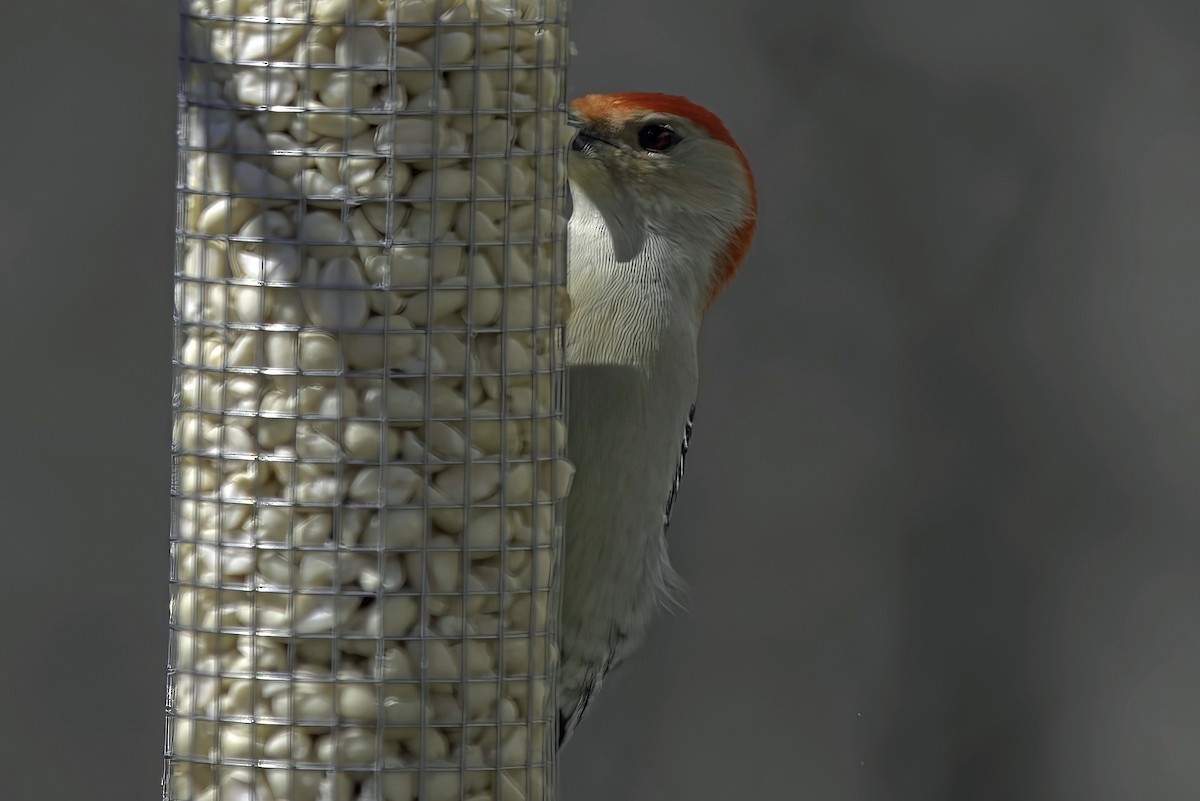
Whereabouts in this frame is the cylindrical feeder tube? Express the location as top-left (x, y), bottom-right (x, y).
top-left (164, 2), bottom-right (571, 799)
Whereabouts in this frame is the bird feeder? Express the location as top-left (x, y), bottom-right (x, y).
top-left (164, 1), bottom-right (571, 799)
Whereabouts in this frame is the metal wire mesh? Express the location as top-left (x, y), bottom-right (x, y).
top-left (165, 2), bottom-right (570, 799)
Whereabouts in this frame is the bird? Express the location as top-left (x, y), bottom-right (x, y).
top-left (558, 92), bottom-right (758, 745)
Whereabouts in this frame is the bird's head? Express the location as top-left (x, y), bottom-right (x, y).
top-left (567, 93), bottom-right (758, 309)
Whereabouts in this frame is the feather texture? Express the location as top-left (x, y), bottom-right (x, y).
top-left (557, 93), bottom-right (756, 746)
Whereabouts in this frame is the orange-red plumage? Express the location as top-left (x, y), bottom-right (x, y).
top-left (571, 93), bottom-right (757, 309)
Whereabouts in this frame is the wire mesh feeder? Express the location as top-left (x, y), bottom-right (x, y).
top-left (165, 2), bottom-right (571, 799)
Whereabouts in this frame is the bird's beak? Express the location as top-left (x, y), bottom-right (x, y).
top-left (567, 111), bottom-right (618, 156)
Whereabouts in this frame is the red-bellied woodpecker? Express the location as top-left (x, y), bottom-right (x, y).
top-left (559, 93), bottom-right (758, 745)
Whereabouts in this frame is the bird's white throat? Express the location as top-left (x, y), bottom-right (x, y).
top-left (565, 187), bottom-right (716, 369)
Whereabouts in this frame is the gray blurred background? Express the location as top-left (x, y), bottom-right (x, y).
top-left (1, 1), bottom-right (1197, 799)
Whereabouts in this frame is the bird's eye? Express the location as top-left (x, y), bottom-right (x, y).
top-left (637, 124), bottom-right (680, 153)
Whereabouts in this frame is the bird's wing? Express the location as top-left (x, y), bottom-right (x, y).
top-left (662, 403), bottom-right (696, 533)
top-left (558, 404), bottom-right (697, 748)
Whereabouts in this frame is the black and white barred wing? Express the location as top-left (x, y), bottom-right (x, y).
top-left (662, 404), bottom-right (695, 532)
